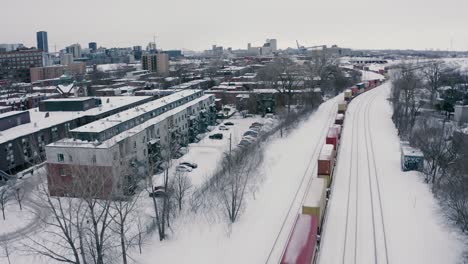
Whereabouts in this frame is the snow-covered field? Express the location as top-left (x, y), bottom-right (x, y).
top-left (135, 95), bottom-right (341, 264)
top-left (318, 82), bottom-right (465, 264)
top-left (0, 202), bottom-right (36, 236)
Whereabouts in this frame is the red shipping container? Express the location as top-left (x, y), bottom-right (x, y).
top-left (351, 87), bottom-right (358, 95)
top-left (280, 214), bottom-right (318, 264)
top-left (318, 144), bottom-right (335, 176)
top-left (326, 127), bottom-right (339, 150)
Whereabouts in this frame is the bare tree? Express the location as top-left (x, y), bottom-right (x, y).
top-left (257, 57), bottom-right (305, 112)
top-left (214, 147), bottom-right (263, 223)
top-left (170, 171), bottom-right (192, 212)
top-left (109, 193), bottom-right (140, 264)
top-left (391, 64), bottom-right (424, 138)
top-left (0, 240), bottom-right (12, 264)
top-left (411, 118), bottom-right (457, 189)
top-left (14, 187), bottom-right (25, 211)
top-left (422, 61), bottom-right (444, 107)
top-left (25, 182), bottom-right (88, 264)
top-left (0, 185), bottom-right (12, 220)
top-left (25, 165), bottom-right (117, 264)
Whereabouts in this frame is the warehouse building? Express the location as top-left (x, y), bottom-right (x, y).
top-left (45, 89), bottom-right (216, 198)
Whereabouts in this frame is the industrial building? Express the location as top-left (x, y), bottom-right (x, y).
top-left (45, 89), bottom-right (216, 198)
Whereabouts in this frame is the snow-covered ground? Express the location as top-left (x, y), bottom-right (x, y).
top-left (0, 202), bottom-right (36, 236)
top-left (360, 70), bottom-right (385, 81)
top-left (318, 82), bottom-right (465, 264)
top-left (135, 95), bottom-right (341, 264)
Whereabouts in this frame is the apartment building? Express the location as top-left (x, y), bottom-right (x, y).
top-left (142, 53), bottom-right (169, 76)
top-left (0, 96), bottom-right (152, 174)
top-left (46, 90), bottom-right (216, 198)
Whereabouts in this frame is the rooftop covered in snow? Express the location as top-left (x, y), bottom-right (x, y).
top-left (70, 89), bottom-right (204, 137)
top-left (0, 96), bottom-right (151, 144)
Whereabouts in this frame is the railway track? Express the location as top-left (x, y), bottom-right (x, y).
top-left (264, 101), bottom-right (338, 264)
top-left (342, 89), bottom-right (388, 264)
top-left (363, 89), bottom-right (390, 264)
top-left (317, 87), bottom-right (388, 264)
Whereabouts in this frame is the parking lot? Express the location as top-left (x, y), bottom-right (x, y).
top-left (153, 113), bottom-right (270, 187)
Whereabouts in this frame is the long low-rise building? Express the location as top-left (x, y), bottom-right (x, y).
top-left (46, 90), bottom-right (216, 198)
top-left (0, 96), bottom-right (152, 174)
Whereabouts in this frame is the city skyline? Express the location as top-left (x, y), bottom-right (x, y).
top-left (1, 0), bottom-right (468, 52)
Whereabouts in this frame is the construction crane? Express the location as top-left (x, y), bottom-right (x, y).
top-left (296, 40), bottom-right (326, 54)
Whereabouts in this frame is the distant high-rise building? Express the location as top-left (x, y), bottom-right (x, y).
top-left (142, 53), bottom-right (169, 75)
top-left (66, 44), bottom-right (82, 58)
top-left (36, 31), bottom-right (49, 52)
top-left (133, 46), bottom-right (143, 60)
top-left (60, 53), bottom-right (74, 65)
top-left (88, 42), bottom-right (97, 51)
top-left (268, 39), bottom-right (277, 51)
top-left (147, 42), bottom-right (157, 53)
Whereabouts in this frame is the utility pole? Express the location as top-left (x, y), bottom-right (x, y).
top-left (229, 133), bottom-right (232, 155)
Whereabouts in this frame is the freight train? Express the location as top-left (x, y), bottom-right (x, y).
top-left (279, 78), bottom-right (383, 264)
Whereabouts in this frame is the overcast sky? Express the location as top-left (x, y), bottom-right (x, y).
top-left (1, 0), bottom-right (467, 52)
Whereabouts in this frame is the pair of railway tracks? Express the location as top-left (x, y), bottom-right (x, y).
top-left (340, 88), bottom-right (389, 264)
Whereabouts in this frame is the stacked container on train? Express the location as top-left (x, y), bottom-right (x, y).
top-left (280, 79), bottom-right (382, 264)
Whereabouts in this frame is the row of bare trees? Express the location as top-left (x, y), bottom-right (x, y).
top-left (257, 56), bottom-right (359, 112)
top-left (15, 165), bottom-right (146, 264)
top-left (390, 62), bottom-right (468, 256)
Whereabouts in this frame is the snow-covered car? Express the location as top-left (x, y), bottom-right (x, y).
top-left (242, 135), bottom-right (256, 142)
top-left (243, 130), bottom-right (259, 137)
top-left (238, 139), bottom-right (252, 147)
top-left (219, 125), bottom-right (229, 130)
top-left (180, 162), bottom-right (198, 169)
top-left (176, 165), bottom-right (192, 172)
top-left (209, 133), bottom-right (223, 139)
top-left (250, 122), bottom-right (263, 128)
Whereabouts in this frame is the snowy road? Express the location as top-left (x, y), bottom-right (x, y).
top-left (318, 83), bottom-right (464, 264)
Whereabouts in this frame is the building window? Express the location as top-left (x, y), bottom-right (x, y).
top-left (134, 141), bottom-right (137, 149)
top-left (68, 155), bottom-right (73, 162)
top-left (59, 167), bottom-right (66, 176)
top-left (57, 153), bottom-right (64, 162)
top-left (92, 155), bottom-right (97, 164)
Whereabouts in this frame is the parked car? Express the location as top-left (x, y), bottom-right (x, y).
top-left (243, 130), bottom-right (259, 137)
top-left (224, 122), bottom-right (234, 126)
top-left (219, 125), bottom-right (229, 130)
top-left (180, 162), bottom-right (198, 169)
top-left (209, 133), bottom-right (223, 139)
top-left (251, 122), bottom-right (263, 128)
top-left (176, 164), bottom-right (193, 172)
top-left (242, 135), bottom-right (256, 142)
top-left (239, 139), bottom-right (252, 146)
top-left (265, 113), bottom-right (275, 119)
